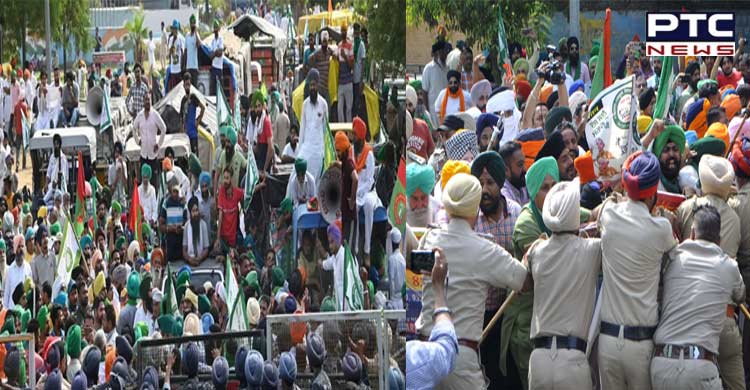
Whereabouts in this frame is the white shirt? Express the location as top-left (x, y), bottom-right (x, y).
top-left (133, 109), bottom-right (167, 160)
top-left (168, 33), bottom-right (185, 74)
top-left (433, 89), bottom-right (472, 123)
top-left (387, 250), bottom-right (406, 309)
top-left (133, 304), bottom-right (155, 336)
top-left (3, 260), bottom-right (31, 309)
top-left (147, 39), bottom-right (156, 68)
top-left (46, 82), bottom-right (62, 110)
top-left (210, 35), bottom-right (225, 70)
top-left (300, 97), bottom-right (328, 148)
top-left (282, 143), bottom-right (297, 159)
top-left (46, 152), bottom-right (69, 193)
top-left (356, 149), bottom-right (375, 200)
top-left (138, 183), bottom-right (158, 224)
top-left (322, 246), bottom-right (346, 311)
top-left (182, 219), bottom-right (210, 258)
top-left (421, 60), bottom-right (448, 123)
top-left (286, 171), bottom-right (316, 207)
top-left (185, 32), bottom-right (199, 70)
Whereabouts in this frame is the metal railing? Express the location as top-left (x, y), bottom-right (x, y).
top-left (265, 310), bottom-right (406, 389)
top-left (0, 333), bottom-right (35, 387)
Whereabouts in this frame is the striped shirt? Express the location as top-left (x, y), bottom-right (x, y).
top-left (475, 198), bottom-right (522, 311)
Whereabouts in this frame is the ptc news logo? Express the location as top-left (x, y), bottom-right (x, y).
top-left (647, 12), bottom-right (735, 56)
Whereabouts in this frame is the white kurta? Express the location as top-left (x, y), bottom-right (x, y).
top-left (321, 245), bottom-right (345, 311)
top-left (138, 183), bottom-right (158, 224)
top-left (3, 261), bottom-right (32, 309)
top-left (286, 171), bottom-right (317, 207)
top-left (46, 153), bottom-right (69, 196)
top-left (298, 96), bottom-right (329, 180)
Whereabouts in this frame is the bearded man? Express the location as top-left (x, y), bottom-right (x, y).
top-left (406, 163), bottom-right (440, 228)
top-left (434, 70), bottom-right (471, 125)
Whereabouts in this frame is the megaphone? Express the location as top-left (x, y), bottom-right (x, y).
top-left (318, 165), bottom-right (342, 224)
top-left (87, 86), bottom-right (104, 126)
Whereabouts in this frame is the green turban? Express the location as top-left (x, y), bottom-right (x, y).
top-left (1, 316), bottom-right (15, 335)
top-left (173, 316), bottom-right (183, 336)
top-left (67, 325), bottom-right (82, 359)
top-left (367, 280), bottom-right (375, 300)
top-left (20, 310), bottom-right (30, 333)
top-left (653, 125), bottom-right (686, 157)
top-left (590, 40), bottom-right (600, 58)
top-left (279, 198), bottom-right (293, 215)
top-left (0, 240), bottom-right (6, 251)
top-left (190, 14), bottom-right (196, 25)
top-left (127, 271), bottom-right (141, 301)
top-left (189, 154), bottom-right (202, 178)
top-left (49, 223), bottom-right (61, 237)
top-left (410, 80), bottom-right (422, 92)
top-left (527, 156), bottom-right (560, 200)
top-left (689, 136), bottom-right (727, 171)
top-left (406, 163), bottom-right (436, 197)
top-left (134, 321), bottom-right (149, 341)
top-left (321, 296), bottom-right (336, 312)
top-left (512, 58), bottom-right (530, 75)
top-left (471, 151), bottom-right (506, 188)
top-left (176, 270), bottom-right (191, 289)
top-left (558, 37), bottom-right (568, 51)
top-left (176, 282), bottom-right (188, 306)
top-left (220, 125), bottom-right (237, 146)
top-left (157, 315), bottom-right (175, 336)
top-left (697, 79), bottom-right (718, 91)
top-left (272, 267), bottom-right (285, 288)
top-left (244, 271), bottom-right (260, 294)
top-left (213, 19), bottom-right (220, 30)
top-left (251, 90), bottom-right (265, 106)
top-left (141, 164), bottom-right (152, 179)
top-left (115, 236), bottom-right (127, 251)
top-left (198, 294), bottom-right (211, 315)
top-left (80, 235), bottom-right (93, 249)
top-left (294, 158), bottom-right (307, 174)
top-left (142, 223), bottom-right (152, 239)
top-left (36, 305), bottom-right (49, 330)
top-left (111, 201), bottom-right (122, 215)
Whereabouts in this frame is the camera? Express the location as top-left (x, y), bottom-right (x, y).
top-left (410, 250), bottom-right (435, 273)
top-left (536, 60), bottom-right (565, 85)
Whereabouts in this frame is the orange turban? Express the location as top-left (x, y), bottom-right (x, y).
top-left (353, 116), bottom-right (367, 141)
top-left (721, 94), bottom-right (741, 119)
top-left (162, 157), bottom-right (173, 171)
top-left (705, 122), bottom-right (730, 152)
top-left (440, 160), bottom-right (471, 189)
top-left (105, 345), bottom-right (116, 381)
top-left (540, 85), bottom-right (554, 104)
top-left (515, 80), bottom-right (532, 103)
top-left (574, 150), bottom-right (597, 184)
top-left (334, 131), bottom-right (350, 153)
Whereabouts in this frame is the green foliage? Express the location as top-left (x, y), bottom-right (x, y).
top-left (124, 9), bottom-right (148, 64)
top-left (406, 0), bottom-right (551, 75)
top-left (353, 0), bottom-right (405, 75)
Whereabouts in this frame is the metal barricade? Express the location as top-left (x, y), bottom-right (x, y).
top-left (265, 310), bottom-right (406, 389)
top-left (0, 333), bottom-right (35, 387)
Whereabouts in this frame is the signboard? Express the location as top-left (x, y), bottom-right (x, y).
top-left (92, 51), bottom-right (126, 65)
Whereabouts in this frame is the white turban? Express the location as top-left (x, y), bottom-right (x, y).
top-left (183, 313), bottom-right (201, 336)
top-left (247, 297), bottom-right (260, 326)
top-left (442, 173), bottom-right (481, 218)
top-left (215, 281), bottom-right (227, 304)
top-left (487, 90), bottom-right (516, 114)
top-left (405, 85), bottom-right (417, 107)
top-left (699, 155), bottom-right (735, 199)
top-left (470, 79), bottom-right (491, 106)
top-left (569, 91), bottom-right (587, 114)
top-left (151, 288), bottom-right (163, 303)
top-left (542, 181), bottom-right (581, 233)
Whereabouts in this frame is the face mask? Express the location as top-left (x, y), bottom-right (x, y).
top-left (503, 116), bottom-right (519, 136)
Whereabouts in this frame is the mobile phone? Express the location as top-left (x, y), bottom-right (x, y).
top-left (410, 250), bottom-right (435, 273)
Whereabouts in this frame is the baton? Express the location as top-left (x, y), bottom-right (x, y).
top-left (740, 303), bottom-right (750, 319)
top-left (479, 291), bottom-right (516, 345)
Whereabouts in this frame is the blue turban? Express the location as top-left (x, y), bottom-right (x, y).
top-left (262, 361), bottom-right (280, 388)
top-left (279, 351), bottom-right (297, 383)
top-left (71, 371), bottom-right (87, 390)
top-left (389, 367), bottom-right (405, 390)
top-left (183, 342), bottom-right (200, 378)
top-left (46, 368), bottom-right (63, 390)
top-left (199, 172), bottom-right (211, 187)
top-left (79, 235), bottom-right (92, 249)
top-left (212, 357), bottom-right (229, 387)
top-left (306, 332), bottom-right (327, 367)
top-left (244, 350), bottom-right (264, 386)
top-left (54, 291), bottom-right (68, 307)
top-left (342, 351), bottom-right (362, 381)
top-left (406, 163), bottom-right (436, 197)
top-left (235, 346), bottom-right (249, 382)
top-left (685, 130), bottom-right (699, 146)
top-left (622, 151), bottom-right (661, 201)
top-left (284, 296), bottom-right (297, 314)
top-left (201, 313), bottom-right (214, 334)
top-left (143, 366), bottom-right (159, 389)
top-left (475, 113), bottom-right (500, 139)
top-left (568, 79), bottom-right (585, 95)
top-left (327, 223), bottom-right (341, 246)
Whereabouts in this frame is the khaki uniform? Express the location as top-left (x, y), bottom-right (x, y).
top-left (598, 200), bottom-right (677, 390)
top-left (527, 234), bottom-right (602, 390)
top-left (417, 218), bottom-right (528, 390)
top-left (677, 195), bottom-right (743, 390)
top-left (651, 239), bottom-right (745, 390)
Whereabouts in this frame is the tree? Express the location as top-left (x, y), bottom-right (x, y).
top-left (51, 0), bottom-right (93, 72)
top-left (353, 0), bottom-right (405, 76)
top-left (124, 9), bottom-right (148, 65)
top-left (407, 0), bottom-right (552, 79)
top-left (0, 0), bottom-right (47, 64)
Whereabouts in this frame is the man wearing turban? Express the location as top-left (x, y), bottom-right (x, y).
top-left (565, 37), bottom-right (591, 91)
top-left (45, 134), bottom-right (69, 206)
top-left (536, 130), bottom-right (577, 181)
top-left (653, 124), bottom-right (686, 194)
top-left (244, 90), bottom-right (274, 174)
top-left (406, 164), bottom-right (439, 228)
top-left (308, 30), bottom-right (334, 102)
top-left (476, 113), bottom-right (500, 153)
top-left (108, 141), bottom-right (128, 213)
top-left (435, 70), bottom-right (472, 124)
top-left (730, 136), bottom-right (750, 311)
top-left (674, 154), bottom-right (744, 390)
top-left (286, 158), bottom-right (316, 210)
top-left (351, 117), bottom-right (382, 266)
top-left (3, 234), bottom-right (30, 309)
top-left (675, 59), bottom-right (702, 122)
top-left (598, 150), bottom-right (677, 390)
top-left (192, 172), bottom-right (215, 243)
top-left (334, 131), bottom-right (359, 244)
top-left (487, 89), bottom-right (523, 145)
top-left (470, 151), bottom-right (523, 386)
top-left (298, 68), bottom-right (330, 180)
top-left (216, 124), bottom-right (247, 190)
top-left (321, 222), bottom-right (361, 311)
top-left (138, 163), bottom-right (158, 224)
top-left (467, 79), bottom-right (492, 118)
top-left (527, 181), bottom-right (602, 390)
top-left (416, 173), bottom-right (530, 389)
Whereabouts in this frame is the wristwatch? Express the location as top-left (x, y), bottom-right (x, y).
top-left (433, 306), bottom-right (452, 318)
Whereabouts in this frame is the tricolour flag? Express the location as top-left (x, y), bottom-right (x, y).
top-left (388, 157), bottom-right (407, 238)
top-left (590, 8), bottom-right (613, 100)
top-left (342, 244), bottom-right (364, 311)
top-left (21, 109), bottom-right (31, 150)
top-left (56, 219), bottom-right (81, 290)
top-left (161, 263), bottom-right (178, 315)
top-left (99, 91), bottom-right (113, 133)
top-left (226, 256), bottom-right (248, 331)
top-left (323, 121), bottom-right (336, 172)
top-left (650, 56), bottom-right (676, 125)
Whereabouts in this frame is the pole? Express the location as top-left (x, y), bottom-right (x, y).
top-left (45, 0), bottom-right (52, 78)
top-left (569, 0), bottom-right (580, 40)
top-left (479, 291), bottom-right (516, 344)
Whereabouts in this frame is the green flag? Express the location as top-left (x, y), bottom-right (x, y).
top-left (226, 256), bottom-right (248, 331)
top-left (590, 8), bottom-right (612, 100)
top-left (323, 121), bottom-right (336, 172)
top-left (162, 264), bottom-right (178, 315)
top-left (652, 56), bottom-right (675, 121)
top-left (216, 82), bottom-right (234, 128)
top-left (342, 244), bottom-right (364, 311)
top-left (56, 219), bottom-right (81, 290)
top-left (243, 146), bottom-right (260, 209)
top-left (99, 91), bottom-right (113, 133)
top-left (497, 7), bottom-right (510, 71)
